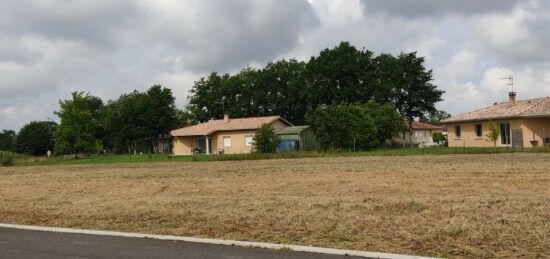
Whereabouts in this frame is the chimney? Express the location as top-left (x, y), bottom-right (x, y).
top-left (223, 114), bottom-right (230, 123)
top-left (509, 91), bottom-right (517, 105)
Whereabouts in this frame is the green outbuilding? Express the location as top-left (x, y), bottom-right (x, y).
top-left (276, 126), bottom-right (318, 152)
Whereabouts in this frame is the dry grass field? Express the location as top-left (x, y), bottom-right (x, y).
top-left (1, 154), bottom-right (549, 258)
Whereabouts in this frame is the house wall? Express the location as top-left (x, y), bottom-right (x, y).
top-left (211, 120), bottom-right (289, 154)
top-left (270, 120), bottom-right (290, 132)
top-left (211, 129), bottom-right (256, 154)
top-left (173, 136), bottom-right (197, 155)
top-left (520, 118), bottom-right (550, 147)
top-left (446, 118), bottom-right (550, 147)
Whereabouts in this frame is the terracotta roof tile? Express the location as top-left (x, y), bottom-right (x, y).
top-left (405, 121), bottom-right (445, 130)
top-left (171, 116), bottom-right (291, 136)
top-left (442, 97), bottom-right (550, 123)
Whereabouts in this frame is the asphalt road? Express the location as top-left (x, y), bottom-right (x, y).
top-left (0, 227), bottom-right (365, 259)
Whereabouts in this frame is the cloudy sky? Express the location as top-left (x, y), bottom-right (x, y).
top-left (2, 0), bottom-right (550, 130)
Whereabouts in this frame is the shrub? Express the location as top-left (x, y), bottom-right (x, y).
top-left (1, 155), bottom-right (13, 167)
top-left (433, 132), bottom-right (446, 144)
top-left (253, 124), bottom-right (278, 153)
top-left (305, 104), bottom-right (381, 151)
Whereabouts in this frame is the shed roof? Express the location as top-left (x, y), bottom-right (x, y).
top-left (171, 115), bottom-right (292, 137)
top-left (442, 97), bottom-right (550, 123)
top-left (276, 126), bottom-right (310, 135)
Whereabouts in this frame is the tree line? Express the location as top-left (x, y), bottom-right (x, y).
top-left (185, 42), bottom-right (444, 127)
top-left (1, 85), bottom-right (182, 157)
top-left (1, 41), bottom-right (446, 156)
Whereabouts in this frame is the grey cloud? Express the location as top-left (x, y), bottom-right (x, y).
top-left (137, 0), bottom-right (319, 72)
top-left (0, 0), bottom-right (318, 71)
top-left (360, 0), bottom-right (520, 18)
top-left (0, 1), bottom-right (139, 48)
top-left (0, 36), bottom-right (41, 64)
top-left (475, 1), bottom-right (550, 65)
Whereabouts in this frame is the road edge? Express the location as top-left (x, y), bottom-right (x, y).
top-left (0, 223), bottom-right (437, 259)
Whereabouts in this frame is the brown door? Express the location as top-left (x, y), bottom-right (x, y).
top-left (512, 128), bottom-right (523, 148)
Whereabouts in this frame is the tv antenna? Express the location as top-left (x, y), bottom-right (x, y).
top-left (501, 75), bottom-right (514, 92)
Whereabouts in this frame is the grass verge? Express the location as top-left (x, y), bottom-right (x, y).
top-left (9, 146), bottom-right (550, 167)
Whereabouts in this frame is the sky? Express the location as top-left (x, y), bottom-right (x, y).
top-left (2, 0), bottom-right (550, 130)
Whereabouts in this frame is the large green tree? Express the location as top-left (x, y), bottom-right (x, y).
top-left (305, 42), bottom-right (375, 106)
top-left (54, 92), bottom-right (104, 157)
top-left (306, 103), bottom-right (403, 150)
top-left (0, 129), bottom-right (16, 151)
top-left (15, 121), bottom-right (57, 156)
top-left (104, 85), bottom-right (179, 153)
top-left (306, 104), bottom-right (379, 151)
top-left (103, 91), bottom-right (148, 153)
top-left (256, 59), bottom-right (309, 124)
top-left (187, 61), bottom-right (311, 124)
top-left (393, 52), bottom-right (444, 127)
top-left (187, 72), bottom-right (229, 122)
top-left (364, 101), bottom-right (404, 145)
top-left (142, 85), bottom-right (179, 152)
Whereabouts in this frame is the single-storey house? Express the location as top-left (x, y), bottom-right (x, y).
top-left (276, 126), bottom-right (318, 152)
top-left (394, 121), bottom-right (445, 147)
top-left (442, 92), bottom-right (550, 148)
top-left (170, 115), bottom-right (292, 155)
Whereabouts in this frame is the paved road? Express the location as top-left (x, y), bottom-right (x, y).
top-left (0, 227), bottom-right (365, 259)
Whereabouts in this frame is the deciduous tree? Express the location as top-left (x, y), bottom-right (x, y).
top-left (486, 121), bottom-right (500, 148)
top-left (393, 52), bottom-right (444, 128)
top-left (306, 104), bottom-right (379, 151)
top-left (16, 121), bottom-right (57, 156)
top-left (54, 92), bottom-right (103, 157)
top-left (0, 129), bottom-right (16, 151)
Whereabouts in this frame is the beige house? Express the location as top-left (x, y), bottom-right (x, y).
top-left (395, 121), bottom-right (445, 147)
top-left (442, 92), bottom-right (550, 148)
top-left (170, 115), bottom-right (291, 155)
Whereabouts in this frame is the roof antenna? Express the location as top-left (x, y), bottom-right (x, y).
top-left (501, 75), bottom-right (517, 105)
top-left (500, 75), bottom-right (514, 92)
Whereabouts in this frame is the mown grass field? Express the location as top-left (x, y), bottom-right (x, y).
top-left (1, 154), bottom-right (549, 258)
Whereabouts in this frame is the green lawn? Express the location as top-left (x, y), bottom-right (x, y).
top-left (6, 146), bottom-right (550, 167)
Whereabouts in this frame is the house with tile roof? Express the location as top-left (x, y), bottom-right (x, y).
top-left (394, 120), bottom-right (445, 147)
top-left (170, 115), bottom-right (292, 155)
top-left (442, 92), bottom-right (550, 148)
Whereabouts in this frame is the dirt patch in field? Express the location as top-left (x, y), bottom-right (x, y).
top-left (1, 154), bottom-right (549, 258)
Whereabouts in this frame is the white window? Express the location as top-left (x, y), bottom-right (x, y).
top-left (223, 136), bottom-right (232, 147)
top-left (244, 135), bottom-right (253, 146)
